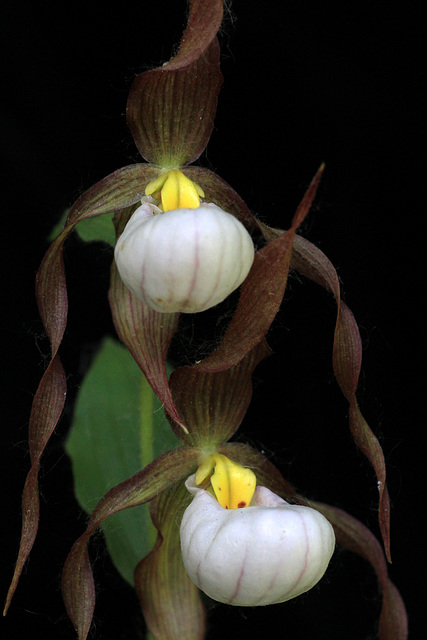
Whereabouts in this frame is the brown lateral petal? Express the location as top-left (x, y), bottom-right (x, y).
top-left (39, 164), bottom-right (156, 349)
top-left (4, 357), bottom-right (66, 615)
top-left (66, 164), bottom-right (158, 225)
top-left (4, 164), bottom-right (156, 615)
top-left (126, 0), bottom-right (223, 166)
top-left (134, 481), bottom-right (205, 640)
top-left (311, 501), bottom-right (408, 640)
top-left (61, 447), bottom-right (198, 640)
top-left (109, 257), bottom-right (185, 431)
top-left (167, 339), bottom-right (271, 445)
top-left (193, 165), bottom-right (324, 373)
top-left (290, 234), bottom-right (391, 561)
top-left (183, 166), bottom-right (261, 232)
top-left (256, 164), bottom-right (326, 242)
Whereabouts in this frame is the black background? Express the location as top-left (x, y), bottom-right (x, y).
top-left (2, 1), bottom-right (423, 638)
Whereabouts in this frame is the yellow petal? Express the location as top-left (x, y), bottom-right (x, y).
top-left (196, 454), bottom-right (256, 509)
top-left (145, 170), bottom-right (205, 212)
top-left (144, 173), bottom-right (168, 196)
top-left (195, 456), bottom-right (215, 486)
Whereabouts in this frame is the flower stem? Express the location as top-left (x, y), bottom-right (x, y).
top-left (139, 372), bottom-right (157, 549)
top-left (139, 373), bottom-right (154, 471)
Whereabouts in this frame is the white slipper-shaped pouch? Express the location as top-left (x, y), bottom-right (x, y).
top-left (180, 474), bottom-right (335, 606)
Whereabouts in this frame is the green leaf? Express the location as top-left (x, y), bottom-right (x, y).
top-left (49, 209), bottom-right (116, 245)
top-left (66, 336), bottom-right (181, 585)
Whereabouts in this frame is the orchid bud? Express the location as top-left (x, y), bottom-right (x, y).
top-left (114, 171), bottom-right (255, 314)
top-left (180, 470), bottom-right (335, 606)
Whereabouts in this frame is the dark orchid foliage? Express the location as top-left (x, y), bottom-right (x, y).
top-left (5, 0), bottom-right (407, 638)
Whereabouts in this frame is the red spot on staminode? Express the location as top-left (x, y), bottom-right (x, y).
top-left (237, 501), bottom-right (246, 508)
top-left (218, 486), bottom-right (221, 491)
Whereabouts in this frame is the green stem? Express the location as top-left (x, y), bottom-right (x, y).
top-left (140, 374), bottom-right (154, 470)
top-left (139, 373), bottom-right (157, 549)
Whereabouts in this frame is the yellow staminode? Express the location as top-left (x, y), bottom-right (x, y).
top-left (196, 454), bottom-right (256, 509)
top-left (145, 169), bottom-right (205, 212)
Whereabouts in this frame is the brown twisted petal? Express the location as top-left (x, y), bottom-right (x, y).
top-left (61, 447), bottom-right (199, 640)
top-left (126, 0), bottom-right (224, 166)
top-left (4, 163), bottom-right (158, 616)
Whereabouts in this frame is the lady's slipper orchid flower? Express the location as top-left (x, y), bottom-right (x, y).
top-left (180, 460), bottom-right (335, 606)
top-left (114, 170), bottom-right (255, 313)
top-left (5, 1), bottom-right (408, 639)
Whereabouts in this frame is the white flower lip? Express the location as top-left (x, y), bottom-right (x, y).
top-left (180, 474), bottom-right (335, 607)
top-left (114, 201), bottom-right (255, 314)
